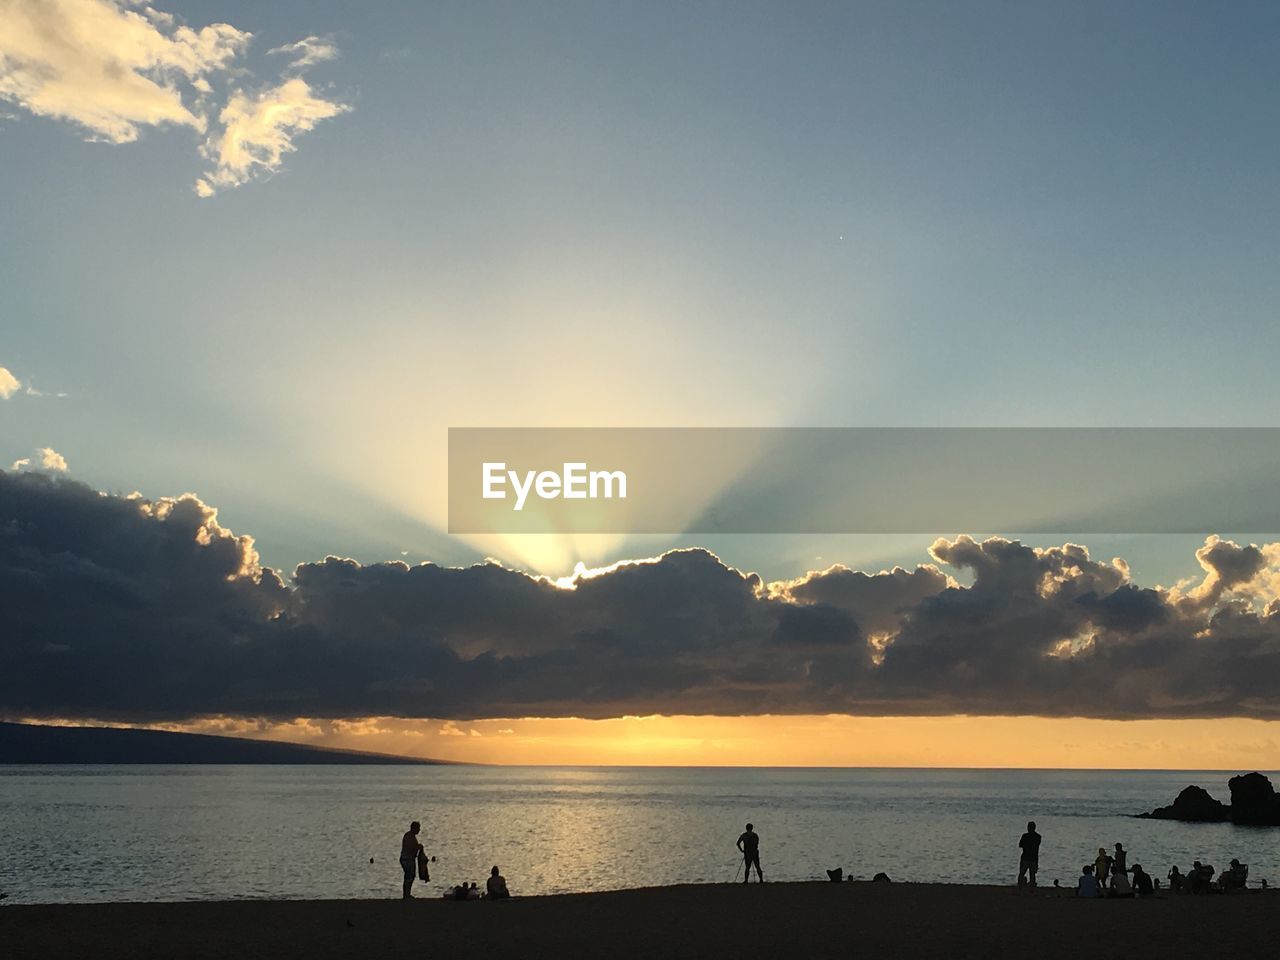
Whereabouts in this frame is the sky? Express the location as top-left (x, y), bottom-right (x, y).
top-left (3, 0), bottom-right (1280, 766)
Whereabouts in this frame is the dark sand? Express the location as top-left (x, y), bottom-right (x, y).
top-left (3, 883), bottom-right (1277, 960)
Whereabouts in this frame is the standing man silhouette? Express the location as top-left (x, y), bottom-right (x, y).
top-left (1017, 820), bottom-right (1041, 888)
top-left (737, 823), bottom-right (764, 883)
top-left (400, 821), bottom-right (423, 899)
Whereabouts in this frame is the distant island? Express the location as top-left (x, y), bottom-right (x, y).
top-left (0, 722), bottom-right (447, 765)
top-left (1136, 771), bottom-right (1280, 825)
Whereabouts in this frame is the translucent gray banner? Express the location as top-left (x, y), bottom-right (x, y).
top-left (448, 428), bottom-right (1280, 534)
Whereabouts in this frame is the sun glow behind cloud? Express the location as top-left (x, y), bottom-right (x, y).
top-left (241, 250), bottom-right (858, 576)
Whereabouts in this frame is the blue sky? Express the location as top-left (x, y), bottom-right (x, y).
top-left (4, 0), bottom-right (1280, 585)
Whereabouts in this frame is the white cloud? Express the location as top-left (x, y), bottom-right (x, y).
top-left (268, 35), bottom-right (339, 71)
top-left (195, 77), bottom-right (347, 197)
top-left (0, 366), bottom-right (19, 399)
top-left (22, 382), bottom-right (69, 398)
top-left (0, 1), bottom-right (348, 196)
top-left (0, 0), bottom-right (249, 144)
top-left (11, 447), bottom-right (68, 473)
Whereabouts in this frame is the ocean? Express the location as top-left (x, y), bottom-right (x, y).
top-left (2, 766), bottom-right (1277, 904)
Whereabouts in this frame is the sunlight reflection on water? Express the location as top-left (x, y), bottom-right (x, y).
top-left (2, 765), bottom-right (1278, 903)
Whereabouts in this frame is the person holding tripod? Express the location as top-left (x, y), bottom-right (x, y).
top-left (737, 823), bottom-right (764, 883)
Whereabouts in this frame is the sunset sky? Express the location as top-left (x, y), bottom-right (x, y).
top-left (4, 1), bottom-right (1280, 767)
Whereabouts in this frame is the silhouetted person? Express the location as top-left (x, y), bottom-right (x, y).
top-left (487, 865), bottom-right (511, 900)
top-left (1109, 868), bottom-right (1133, 897)
top-left (1112, 842), bottom-right (1127, 875)
top-left (1190, 860), bottom-right (1215, 894)
top-left (1076, 864), bottom-right (1099, 898)
top-left (1131, 863), bottom-right (1153, 897)
top-left (1167, 865), bottom-right (1183, 893)
top-left (1222, 858), bottom-right (1248, 890)
top-left (1017, 821), bottom-right (1041, 887)
top-left (1094, 848), bottom-right (1112, 884)
top-left (737, 823), bottom-right (763, 882)
top-left (400, 821), bottom-right (423, 899)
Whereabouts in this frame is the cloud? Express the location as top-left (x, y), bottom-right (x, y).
top-left (0, 0), bottom-right (347, 195)
top-left (773, 562), bottom-right (952, 637)
top-left (11, 447), bottom-right (68, 473)
top-left (4, 472), bottom-right (1280, 724)
top-left (0, 0), bottom-right (247, 143)
top-left (194, 77), bottom-right (347, 197)
top-left (268, 36), bottom-right (340, 71)
top-left (1173, 535), bottom-right (1268, 611)
top-left (0, 367), bottom-right (68, 399)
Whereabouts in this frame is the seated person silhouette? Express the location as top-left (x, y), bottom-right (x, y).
top-left (1130, 863), bottom-right (1154, 897)
top-left (1109, 869), bottom-right (1133, 897)
top-left (1189, 861), bottom-right (1215, 894)
top-left (1076, 864), bottom-right (1100, 898)
top-left (487, 865), bottom-right (511, 899)
top-left (1221, 859), bottom-right (1248, 891)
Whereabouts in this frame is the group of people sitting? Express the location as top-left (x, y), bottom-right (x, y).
top-left (1166, 858), bottom-right (1248, 894)
top-left (1074, 841), bottom-right (1249, 898)
top-left (1074, 860), bottom-right (1154, 898)
top-left (1073, 844), bottom-right (1149, 898)
top-left (445, 868), bottom-right (511, 901)
top-left (1076, 843), bottom-right (1149, 896)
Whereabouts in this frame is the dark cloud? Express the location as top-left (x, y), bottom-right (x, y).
top-left (4, 470), bottom-right (1280, 722)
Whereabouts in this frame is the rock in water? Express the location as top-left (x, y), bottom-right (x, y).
top-left (1228, 772), bottom-right (1280, 825)
top-left (1136, 785), bottom-right (1229, 822)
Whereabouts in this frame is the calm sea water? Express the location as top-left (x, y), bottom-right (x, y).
top-left (2, 766), bottom-right (1278, 904)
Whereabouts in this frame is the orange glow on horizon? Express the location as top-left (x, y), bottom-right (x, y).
top-left (46, 713), bottom-right (1280, 771)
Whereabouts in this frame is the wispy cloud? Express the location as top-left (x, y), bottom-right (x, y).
top-left (0, 364), bottom-right (70, 399)
top-left (22, 384), bottom-right (67, 398)
top-left (268, 35), bottom-right (340, 71)
top-left (195, 77), bottom-right (348, 197)
top-left (0, 0), bottom-right (349, 196)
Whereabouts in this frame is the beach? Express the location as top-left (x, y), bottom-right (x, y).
top-left (4, 882), bottom-right (1276, 960)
